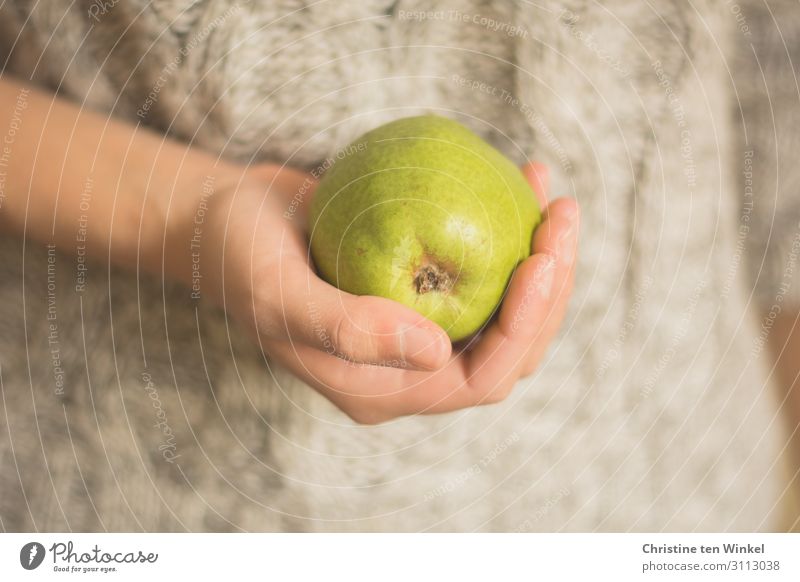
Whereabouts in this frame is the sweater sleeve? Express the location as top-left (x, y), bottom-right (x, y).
top-left (735, 1), bottom-right (800, 310)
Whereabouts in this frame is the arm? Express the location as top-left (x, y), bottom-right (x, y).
top-left (0, 75), bottom-right (236, 281)
top-left (0, 75), bottom-right (579, 424)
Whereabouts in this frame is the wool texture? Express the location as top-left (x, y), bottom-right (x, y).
top-left (0, 0), bottom-right (797, 531)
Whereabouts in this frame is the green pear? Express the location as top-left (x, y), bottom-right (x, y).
top-left (309, 115), bottom-right (541, 341)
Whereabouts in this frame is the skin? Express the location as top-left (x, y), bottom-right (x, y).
top-left (226, 153), bottom-right (579, 424)
top-left (766, 313), bottom-right (800, 531)
top-left (7, 69), bottom-right (794, 492)
top-left (0, 74), bottom-right (577, 425)
top-left (309, 115), bottom-right (541, 341)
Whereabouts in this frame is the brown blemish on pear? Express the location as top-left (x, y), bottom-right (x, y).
top-left (413, 262), bottom-right (455, 295)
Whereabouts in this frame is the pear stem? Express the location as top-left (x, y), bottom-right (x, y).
top-left (414, 263), bottom-right (454, 295)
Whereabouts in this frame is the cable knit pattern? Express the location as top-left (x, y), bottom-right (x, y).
top-left (0, 0), bottom-right (795, 531)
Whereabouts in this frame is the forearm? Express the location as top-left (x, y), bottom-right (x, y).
top-left (0, 75), bottom-right (242, 282)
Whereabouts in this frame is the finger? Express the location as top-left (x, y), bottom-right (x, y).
top-left (264, 166), bottom-right (574, 421)
top-left (402, 251), bottom-right (562, 413)
top-left (456, 252), bottom-right (557, 404)
top-left (407, 249), bottom-right (565, 412)
top-left (521, 271), bottom-right (576, 376)
top-left (521, 198), bottom-right (580, 374)
top-left (534, 197), bottom-right (579, 254)
top-left (285, 251), bottom-right (564, 421)
top-left (265, 338), bottom-right (413, 424)
top-left (264, 335), bottom-right (505, 424)
top-left (269, 202), bottom-right (578, 418)
top-left (269, 270), bottom-right (554, 422)
top-left (522, 162), bottom-right (550, 208)
top-left (268, 258), bottom-right (452, 371)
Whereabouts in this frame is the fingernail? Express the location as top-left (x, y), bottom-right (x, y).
top-left (534, 255), bottom-right (556, 301)
top-left (400, 324), bottom-right (447, 370)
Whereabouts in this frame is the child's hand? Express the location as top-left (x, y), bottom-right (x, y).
top-left (205, 162), bottom-right (579, 424)
top-left (0, 78), bottom-right (577, 425)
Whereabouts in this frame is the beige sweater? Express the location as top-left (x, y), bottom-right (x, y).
top-left (0, 0), bottom-right (797, 531)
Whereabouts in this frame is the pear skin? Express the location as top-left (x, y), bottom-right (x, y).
top-left (309, 115), bottom-right (541, 341)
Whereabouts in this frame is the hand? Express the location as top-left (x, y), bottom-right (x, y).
top-left (204, 162), bottom-right (579, 424)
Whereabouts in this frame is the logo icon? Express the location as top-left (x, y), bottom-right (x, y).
top-left (20, 542), bottom-right (45, 570)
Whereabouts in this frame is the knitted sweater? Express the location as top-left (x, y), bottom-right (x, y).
top-left (0, 0), bottom-right (797, 531)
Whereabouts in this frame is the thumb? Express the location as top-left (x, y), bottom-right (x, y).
top-left (277, 261), bottom-right (452, 370)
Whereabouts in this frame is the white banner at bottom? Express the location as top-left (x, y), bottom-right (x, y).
top-left (1, 533), bottom-right (798, 581)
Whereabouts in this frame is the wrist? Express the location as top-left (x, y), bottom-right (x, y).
top-left (149, 158), bottom-right (247, 291)
top-left (164, 164), bottom-right (277, 310)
